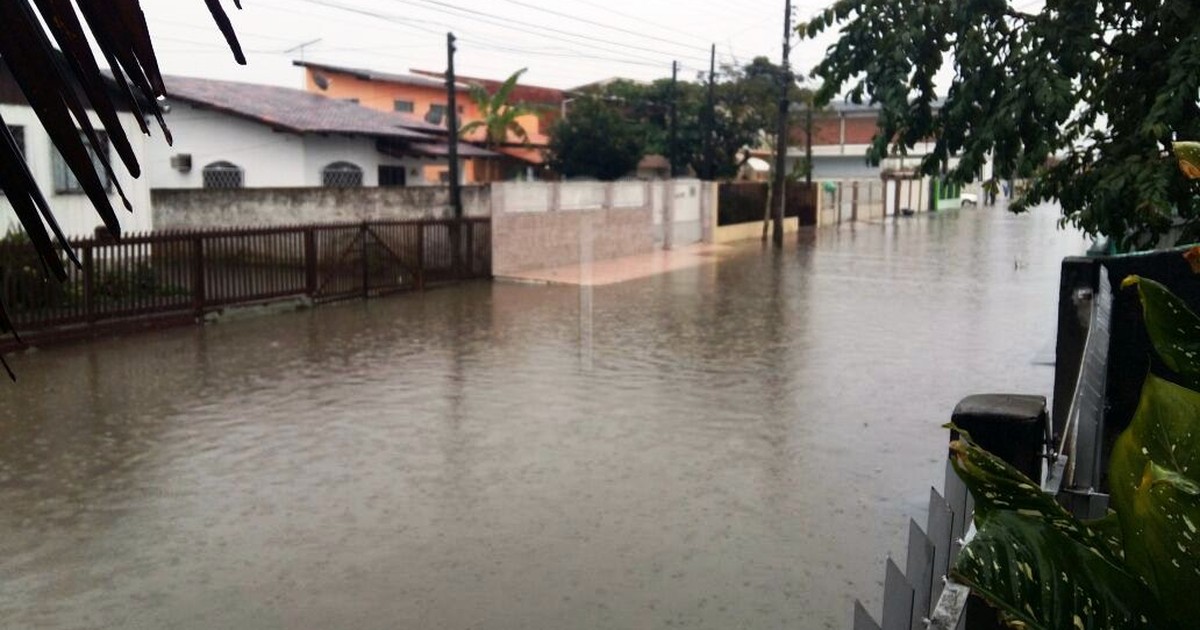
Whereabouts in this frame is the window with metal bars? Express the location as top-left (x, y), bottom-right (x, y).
top-left (52, 130), bottom-right (110, 194)
top-left (322, 161), bottom-right (363, 188)
top-left (202, 161), bottom-right (244, 189)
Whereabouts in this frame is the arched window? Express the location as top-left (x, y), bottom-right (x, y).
top-left (322, 161), bottom-right (363, 188)
top-left (202, 161), bottom-right (243, 189)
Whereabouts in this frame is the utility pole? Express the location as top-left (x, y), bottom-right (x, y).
top-left (704, 44), bottom-right (716, 180)
top-left (446, 32), bottom-right (463, 276)
top-left (802, 92), bottom-right (813, 232)
top-left (669, 60), bottom-right (679, 177)
top-left (770, 0), bottom-right (793, 247)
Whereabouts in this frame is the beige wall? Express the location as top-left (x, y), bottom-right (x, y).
top-left (489, 180), bottom-right (713, 276)
top-left (712, 217), bottom-right (803, 244)
top-left (492, 206), bottom-right (654, 276)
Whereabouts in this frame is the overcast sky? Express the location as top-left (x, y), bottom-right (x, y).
top-left (140, 0), bottom-right (846, 91)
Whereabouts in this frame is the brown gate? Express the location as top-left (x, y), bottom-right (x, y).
top-left (785, 182), bottom-right (818, 226)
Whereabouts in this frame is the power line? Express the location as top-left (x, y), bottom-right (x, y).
top-left (558, 0), bottom-right (717, 44)
top-left (462, 39), bottom-right (668, 70)
top-left (297, 0), bottom-right (710, 73)
top-left (380, 0), bottom-right (715, 66)
top-left (490, 0), bottom-right (728, 61)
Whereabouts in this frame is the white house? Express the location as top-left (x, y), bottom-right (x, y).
top-left (0, 58), bottom-right (153, 238)
top-left (149, 75), bottom-right (492, 192)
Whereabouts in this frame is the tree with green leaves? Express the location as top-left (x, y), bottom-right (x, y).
top-left (546, 96), bottom-right (645, 181)
top-left (0, 1), bottom-right (243, 375)
top-left (551, 59), bottom-right (798, 182)
top-left (461, 68), bottom-right (537, 148)
top-left (801, 0), bottom-right (1200, 251)
top-left (460, 68), bottom-right (538, 182)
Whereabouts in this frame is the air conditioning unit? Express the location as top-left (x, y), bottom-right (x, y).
top-left (170, 153), bottom-right (192, 173)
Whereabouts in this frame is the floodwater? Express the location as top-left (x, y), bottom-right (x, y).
top-left (0, 205), bottom-right (1088, 630)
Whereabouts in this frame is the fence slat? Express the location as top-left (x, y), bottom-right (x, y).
top-left (905, 519), bottom-right (935, 629)
top-left (944, 459), bottom-right (969, 548)
top-left (881, 558), bottom-right (914, 630)
top-left (927, 487), bottom-right (953, 611)
top-left (853, 601), bottom-right (883, 630)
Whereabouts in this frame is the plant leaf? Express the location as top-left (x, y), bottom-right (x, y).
top-left (1108, 374), bottom-right (1200, 628)
top-left (1122, 275), bottom-right (1200, 389)
top-left (949, 437), bottom-right (1163, 629)
top-left (953, 511), bottom-right (1159, 630)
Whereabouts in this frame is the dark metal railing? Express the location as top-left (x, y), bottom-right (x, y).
top-left (0, 218), bottom-right (491, 349)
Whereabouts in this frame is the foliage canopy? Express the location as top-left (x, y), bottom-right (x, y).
top-left (546, 96), bottom-right (644, 181)
top-left (801, 0), bottom-right (1200, 250)
top-left (460, 68), bottom-right (537, 148)
top-left (546, 57), bottom-right (803, 181)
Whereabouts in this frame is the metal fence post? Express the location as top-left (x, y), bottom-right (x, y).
top-left (191, 236), bottom-right (205, 319)
top-left (304, 227), bottom-right (317, 297)
top-left (360, 222), bottom-right (369, 299)
top-left (465, 220), bottom-right (475, 277)
top-left (852, 181), bottom-right (859, 222)
top-left (82, 243), bottom-right (95, 323)
top-left (416, 223), bottom-right (425, 291)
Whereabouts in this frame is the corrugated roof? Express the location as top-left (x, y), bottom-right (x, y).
top-left (162, 75), bottom-right (445, 138)
top-left (293, 60), bottom-right (470, 92)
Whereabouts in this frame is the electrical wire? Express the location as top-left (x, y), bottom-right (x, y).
top-left (379, 0), bottom-right (715, 65)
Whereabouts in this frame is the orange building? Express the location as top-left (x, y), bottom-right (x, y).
top-left (295, 61), bottom-right (558, 183)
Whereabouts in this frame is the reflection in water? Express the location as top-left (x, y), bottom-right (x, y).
top-left (0, 206), bottom-right (1087, 630)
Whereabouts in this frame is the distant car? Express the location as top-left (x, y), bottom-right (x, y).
top-left (960, 193), bottom-right (978, 206)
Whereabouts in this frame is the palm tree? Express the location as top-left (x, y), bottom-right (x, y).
top-left (0, 1), bottom-right (243, 377)
top-left (459, 68), bottom-right (538, 182)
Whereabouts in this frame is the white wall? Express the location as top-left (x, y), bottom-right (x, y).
top-left (148, 103), bottom-right (306, 189)
top-left (302, 135), bottom-right (430, 187)
top-left (0, 104), bottom-right (153, 238)
top-left (147, 104), bottom-right (435, 190)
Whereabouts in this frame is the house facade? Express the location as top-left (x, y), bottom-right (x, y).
top-left (772, 100), bottom-right (977, 215)
top-left (0, 59), bottom-right (153, 238)
top-left (148, 75), bottom-right (492, 192)
top-left (295, 61), bottom-right (558, 183)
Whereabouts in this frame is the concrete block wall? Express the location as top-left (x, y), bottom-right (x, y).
top-left (491, 206), bottom-right (655, 276)
top-left (490, 179), bottom-right (706, 276)
top-left (151, 185), bottom-right (490, 229)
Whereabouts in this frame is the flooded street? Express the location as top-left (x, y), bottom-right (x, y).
top-left (0, 205), bottom-right (1087, 630)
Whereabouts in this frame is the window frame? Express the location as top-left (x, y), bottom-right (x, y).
top-left (52, 130), bottom-right (111, 195)
top-left (201, 160), bottom-right (245, 189)
top-left (321, 161), bottom-right (364, 188)
top-left (426, 104), bottom-right (447, 125)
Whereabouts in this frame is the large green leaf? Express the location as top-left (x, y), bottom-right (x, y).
top-left (954, 511), bottom-right (1158, 630)
top-left (948, 437), bottom-right (1163, 629)
top-left (1108, 374), bottom-right (1200, 628)
top-left (1123, 275), bottom-right (1200, 389)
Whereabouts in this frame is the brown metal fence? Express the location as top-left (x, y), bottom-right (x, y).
top-left (717, 182), bottom-right (818, 226)
top-left (0, 218), bottom-right (490, 348)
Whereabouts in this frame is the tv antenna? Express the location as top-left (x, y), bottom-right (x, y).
top-left (284, 38), bottom-right (323, 61)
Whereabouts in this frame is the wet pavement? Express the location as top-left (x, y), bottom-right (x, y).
top-left (0, 205), bottom-right (1088, 630)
